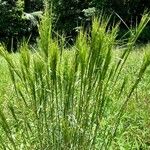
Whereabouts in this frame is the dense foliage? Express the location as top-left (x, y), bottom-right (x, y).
top-left (0, 0), bottom-right (150, 51)
top-left (53, 0), bottom-right (150, 42)
top-left (0, 0), bottom-right (24, 51)
top-left (0, 0), bottom-right (42, 51)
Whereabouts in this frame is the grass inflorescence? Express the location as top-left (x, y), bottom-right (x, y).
top-left (0, 7), bottom-right (150, 150)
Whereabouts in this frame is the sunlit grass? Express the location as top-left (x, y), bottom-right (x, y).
top-left (0, 56), bottom-right (11, 102)
top-left (0, 45), bottom-right (150, 149)
top-left (0, 8), bottom-right (150, 150)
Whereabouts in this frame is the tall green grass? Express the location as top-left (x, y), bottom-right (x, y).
top-left (0, 8), bottom-right (150, 149)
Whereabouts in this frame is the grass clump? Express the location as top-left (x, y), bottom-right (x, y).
top-left (0, 8), bottom-right (150, 149)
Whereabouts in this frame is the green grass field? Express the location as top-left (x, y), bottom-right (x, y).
top-left (0, 45), bottom-right (150, 149)
top-left (0, 57), bottom-right (10, 101)
top-left (0, 11), bottom-right (150, 149)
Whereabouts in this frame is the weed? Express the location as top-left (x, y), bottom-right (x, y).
top-left (0, 6), bottom-right (150, 150)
